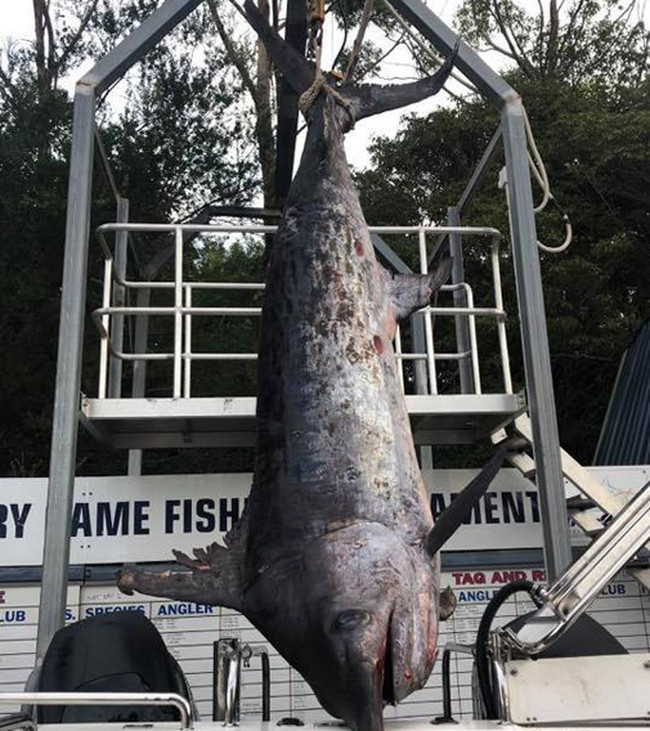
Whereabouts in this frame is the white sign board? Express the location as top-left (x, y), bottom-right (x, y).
top-left (0, 570), bottom-right (647, 721)
top-left (0, 467), bottom-right (647, 565)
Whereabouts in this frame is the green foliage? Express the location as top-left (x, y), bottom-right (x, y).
top-left (455, 0), bottom-right (649, 89)
top-left (0, 0), bottom-right (260, 476)
top-left (356, 65), bottom-right (649, 463)
top-left (0, 89), bottom-right (74, 475)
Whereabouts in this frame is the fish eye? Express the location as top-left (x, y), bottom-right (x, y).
top-left (332, 609), bottom-right (372, 631)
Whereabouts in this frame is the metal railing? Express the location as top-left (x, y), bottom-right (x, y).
top-left (0, 692), bottom-right (192, 729)
top-left (0, 714), bottom-right (36, 731)
top-left (92, 223), bottom-right (513, 400)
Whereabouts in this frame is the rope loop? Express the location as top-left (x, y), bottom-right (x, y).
top-left (298, 79), bottom-right (356, 128)
top-left (298, 75), bottom-right (326, 113)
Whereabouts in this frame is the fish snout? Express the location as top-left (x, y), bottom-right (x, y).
top-left (388, 593), bottom-right (440, 703)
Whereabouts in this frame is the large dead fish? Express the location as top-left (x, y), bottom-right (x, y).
top-left (118, 10), bottom-right (507, 730)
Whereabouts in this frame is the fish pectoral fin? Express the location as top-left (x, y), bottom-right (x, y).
top-left (439, 586), bottom-right (457, 621)
top-left (389, 259), bottom-right (452, 320)
top-left (425, 438), bottom-right (519, 556)
top-left (116, 542), bottom-right (246, 611)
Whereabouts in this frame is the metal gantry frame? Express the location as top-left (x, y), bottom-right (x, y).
top-left (37, 0), bottom-right (571, 660)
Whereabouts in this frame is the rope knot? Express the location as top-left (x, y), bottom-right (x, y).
top-left (298, 75), bottom-right (326, 114)
top-left (298, 74), bottom-right (356, 129)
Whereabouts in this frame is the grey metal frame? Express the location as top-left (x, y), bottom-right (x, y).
top-left (39, 0), bottom-right (570, 661)
top-left (37, 0), bottom-right (208, 663)
top-left (389, 0), bottom-right (570, 580)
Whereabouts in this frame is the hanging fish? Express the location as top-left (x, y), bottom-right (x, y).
top-left (118, 12), bottom-right (509, 731)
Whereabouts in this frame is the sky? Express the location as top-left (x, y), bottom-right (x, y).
top-left (1, 0), bottom-right (480, 170)
top-left (3, 0), bottom-right (648, 170)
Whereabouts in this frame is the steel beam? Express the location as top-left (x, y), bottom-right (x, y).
top-left (108, 197), bottom-right (129, 399)
top-left (81, 0), bottom-right (204, 95)
top-left (36, 88), bottom-right (96, 662)
top-left (38, 0), bottom-right (205, 659)
top-left (456, 126), bottom-right (502, 215)
top-left (501, 100), bottom-right (571, 580)
top-left (447, 207), bottom-right (473, 393)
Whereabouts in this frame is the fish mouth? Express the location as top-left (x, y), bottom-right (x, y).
top-left (381, 616), bottom-right (396, 706)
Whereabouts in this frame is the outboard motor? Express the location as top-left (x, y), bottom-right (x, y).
top-left (33, 611), bottom-right (195, 723)
top-left (473, 581), bottom-right (628, 720)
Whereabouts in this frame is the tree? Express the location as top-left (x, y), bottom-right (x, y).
top-left (356, 0), bottom-right (649, 464)
top-left (0, 0), bottom-right (260, 476)
top-left (455, 0), bottom-right (648, 89)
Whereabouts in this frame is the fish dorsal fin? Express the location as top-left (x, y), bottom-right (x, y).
top-left (425, 439), bottom-right (523, 556)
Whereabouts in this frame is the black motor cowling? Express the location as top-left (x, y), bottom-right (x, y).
top-left (35, 610), bottom-right (193, 723)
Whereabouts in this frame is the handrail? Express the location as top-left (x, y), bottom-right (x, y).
top-left (0, 692), bottom-right (192, 729)
top-left (0, 714), bottom-right (36, 731)
top-left (504, 481), bottom-right (650, 656)
top-left (95, 223), bottom-right (501, 290)
top-left (92, 222), bottom-right (511, 399)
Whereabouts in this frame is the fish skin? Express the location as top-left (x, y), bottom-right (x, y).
top-left (118, 15), bottom-right (459, 731)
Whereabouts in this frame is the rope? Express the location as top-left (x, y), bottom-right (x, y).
top-left (298, 75), bottom-right (326, 112)
top-left (523, 107), bottom-right (573, 253)
top-left (298, 11), bottom-right (356, 128)
top-left (298, 77), bottom-right (356, 127)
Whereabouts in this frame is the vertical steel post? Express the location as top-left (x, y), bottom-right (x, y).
top-left (418, 230), bottom-right (438, 395)
top-left (173, 227), bottom-right (183, 398)
top-left (447, 207), bottom-right (473, 393)
top-left (501, 100), bottom-right (572, 580)
top-left (108, 198), bottom-right (130, 398)
top-left (128, 286), bottom-right (150, 476)
top-left (36, 87), bottom-right (96, 662)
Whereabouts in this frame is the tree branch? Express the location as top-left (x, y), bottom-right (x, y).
top-left (43, 1), bottom-right (57, 81)
top-left (362, 33), bottom-right (405, 78)
top-left (344, 0), bottom-right (374, 82)
top-left (489, 0), bottom-right (536, 75)
top-left (33, 0), bottom-right (47, 94)
top-left (546, 0), bottom-right (560, 75)
top-left (482, 34), bottom-right (518, 60)
top-left (533, 0), bottom-right (545, 68)
top-left (237, 0), bottom-right (313, 94)
top-left (331, 23), bottom-right (349, 73)
top-left (56, 0), bottom-right (99, 77)
top-left (209, 0), bottom-right (259, 103)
